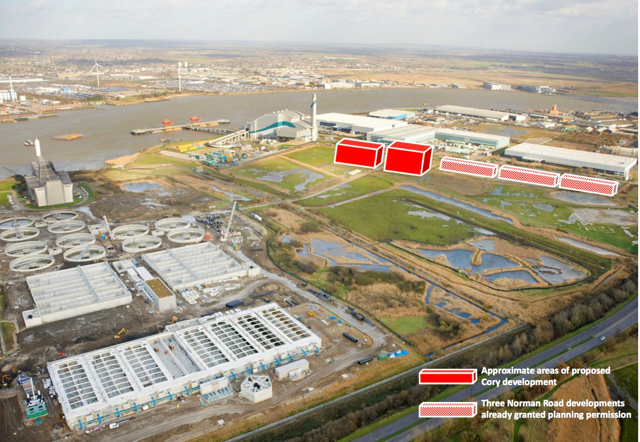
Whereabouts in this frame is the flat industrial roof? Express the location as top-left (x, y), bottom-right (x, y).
top-left (146, 279), bottom-right (174, 298)
top-left (370, 124), bottom-right (436, 138)
top-left (504, 143), bottom-right (638, 173)
top-left (368, 109), bottom-right (413, 118)
top-left (142, 242), bottom-right (247, 290)
top-left (317, 112), bottom-right (408, 130)
top-left (48, 304), bottom-right (321, 427)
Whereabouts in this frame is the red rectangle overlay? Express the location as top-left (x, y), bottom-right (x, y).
top-left (384, 141), bottom-right (433, 176)
top-left (440, 157), bottom-right (498, 178)
top-left (498, 165), bottom-right (559, 188)
top-left (559, 174), bottom-right (618, 197)
top-left (334, 138), bottom-right (385, 169)
top-left (419, 402), bottom-right (477, 419)
top-left (419, 369), bottom-right (477, 385)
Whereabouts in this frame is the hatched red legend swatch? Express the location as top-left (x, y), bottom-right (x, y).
top-left (334, 138), bottom-right (385, 169)
top-left (498, 165), bottom-right (559, 188)
top-left (419, 368), bottom-right (477, 385)
top-left (419, 402), bottom-right (477, 418)
top-left (439, 157), bottom-right (498, 178)
top-left (559, 174), bottom-right (618, 196)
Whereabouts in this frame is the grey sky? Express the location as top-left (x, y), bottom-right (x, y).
top-left (1, 0), bottom-right (637, 55)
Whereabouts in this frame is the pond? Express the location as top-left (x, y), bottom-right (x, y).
top-left (531, 256), bottom-right (585, 284)
top-left (401, 185), bottom-right (513, 224)
top-left (211, 185), bottom-right (251, 201)
top-left (418, 249), bottom-right (518, 274)
top-left (552, 191), bottom-right (615, 206)
top-left (253, 168), bottom-right (324, 191)
top-left (557, 237), bottom-right (620, 257)
top-left (123, 182), bottom-right (165, 193)
top-left (469, 239), bottom-right (495, 251)
top-left (483, 270), bottom-right (538, 284)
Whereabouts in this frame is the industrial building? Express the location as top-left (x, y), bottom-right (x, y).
top-left (25, 140), bottom-right (74, 207)
top-left (368, 109), bottom-right (416, 120)
top-left (366, 124), bottom-right (509, 149)
top-left (23, 262), bottom-right (132, 328)
top-left (142, 242), bottom-right (260, 291)
top-left (241, 375), bottom-right (273, 403)
top-left (503, 143), bottom-right (638, 179)
top-left (246, 110), bottom-right (312, 140)
top-left (435, 105), bottom-right (526, 122)
top-left (0, 89), bottom-right (17, 103)
top-left (48, 304), bottom-right (322, 429)
top-left (316, 112), bottom-right (407, 134)
top-left (483, 82), bottom-right (511, 91)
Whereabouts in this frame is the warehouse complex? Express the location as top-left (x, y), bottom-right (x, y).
top-left (23, 262), bottom-right (132, 328)
top-left (435, 105), bottom-right (527, 122)
top-left (48, 304), bottom-right (322, 429)
top-left (316, 112), bottom-right (407, 134)
top-left (142, 242), bottom-right (260, 291)
top-left (246, 110), bottom-right (313, 140)
top-left (504, 143), bottom-right (638, 179)
top-left (367, 124), bottom-right (509, 149)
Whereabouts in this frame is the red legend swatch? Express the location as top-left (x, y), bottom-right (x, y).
top-left (384, 141), bottom-right (433, 176)
top-left (334, 138), bottom-right (385, 169)
top-left (559, 174), bottom-right (618, 196)
top-left (498, 165), bottom-right (560, 188)
top-left (440, 157), bottom-right (498, 178)
top-left (419, 369), bottom-right (477, 385)
top-left (419, 402), bottom-right (477, 418)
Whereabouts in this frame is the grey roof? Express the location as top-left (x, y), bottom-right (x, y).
top-left (372, 124), bottom-right (436, 137)
top-left (435, 105), bottom-right (510, 120)
top-left (505, 143), bottom-right (638, 173)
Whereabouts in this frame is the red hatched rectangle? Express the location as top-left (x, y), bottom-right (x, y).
top-left (498, 165), bottom-right (559, 188)
top-left (384, 141), bottom-right (433, 176)
top-left (334, 138), bottom-right (385, 169)
top-left (440, 157), bottom-right (498, 178)
top-left (419, 402), bottom-right (477, 418)
top-left (559, 174), bottom-right (618, 196)
top-left (419, 369), bottom-right (477, 385)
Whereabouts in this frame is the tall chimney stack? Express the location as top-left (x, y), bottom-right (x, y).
top-left (35, 139), bottom-right (41, 157)
top-left (311, 94), bottom-right (317, 141)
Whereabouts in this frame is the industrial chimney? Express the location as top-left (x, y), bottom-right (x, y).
top-left (311, 94), bottom-right (317, 141)
top-left (35, 139), bottom-right (41, 157)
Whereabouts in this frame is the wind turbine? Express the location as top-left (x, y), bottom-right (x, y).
top-left (90, 59), bottom-right (103, 87)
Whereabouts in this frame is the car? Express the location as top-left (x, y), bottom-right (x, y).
top-left (600, 336), bottom-right (606, 341)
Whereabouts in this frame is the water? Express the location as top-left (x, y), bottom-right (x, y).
top-left (407, 209), bottom-right (451, 220)
top-left (418, 248), bottom-right (517, 273)
top-left (2, 88), bottom-right (636, 179)
top-left (557, 237), bottom-right (620, 256)
top-left (533, 204), bottom-right (554, 212)
top-left (469, 239), bottom-right (495, 251)
top-left (531, 256), bottom-right (585, 283)
top-left (251, 168), bottom-right (324, 191)
top-left (211, 185), bottom-right (250, 201)
top-left (552, 192), bottom-right (615, 206)
top-left (400, 185), bottom-right (513, 224)
top-left (122, 182), bottom-right (165, 193)
top-left (483, 270), bottom-right (538, 284)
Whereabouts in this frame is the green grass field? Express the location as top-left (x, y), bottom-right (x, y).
top-left (380, 316), bottom-right (429, 335)
top-left (285, 145), bottom-right (354, 175)
top-left (0, 192), bottom-right (10, 206)
top-left (317, 189), bottom-right (477, 245)
top-left (613, 363), bottom-right (638, 402)
top-left (464, 183), bottom-right (637, 253)
top-left (0, 180), bottom-right (17, 192)
top-left (626, 186), bottom-right (638, 206)
top-left (0, 322), bottom-right (14, 353)
top-left (231, 157), bottom-right (328, 193)
top-left (301, 176), bottom-right (393, 207)
top-left (132, 153), bottom-right (196, 169)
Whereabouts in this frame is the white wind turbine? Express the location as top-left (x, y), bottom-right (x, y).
top-left (90, 59), bottom-right (103, 87)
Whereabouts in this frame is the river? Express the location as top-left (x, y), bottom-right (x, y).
top-left (0, 88), bottom-right (636, 179)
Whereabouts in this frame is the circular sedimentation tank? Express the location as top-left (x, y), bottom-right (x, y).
top-left (0, 227), bottom-right (40, 242)
top-left (4, 241), bottom-right (48, 257)
top-left (56, 233), bottom-right (97, 250)
top-left (47, 220), bottom-right (86, 234)
top-left (121, 235), bottom-right (163, 253)
top-left (112, 224), bottom-right (149, 240)
top-left (155, 218), bottom-right (191, 232)
top-left (9, 254), bottom-right (56, 272)
top-left (42, 211), bottom-right (78, 223)
top-left (0, 217), bottom-right (35, 230)
top-left (63, 245), bottom-right (106, 262)
top-left (167, 227), bottom-right (205, 244)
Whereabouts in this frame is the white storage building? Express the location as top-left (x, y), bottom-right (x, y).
top-left (275, 359), bottom-right (309, 380)
top-left (316, 112), bottom-right (407, 134)
top-left (241, 375), bottom-right (273, 403)
top-left (435, 105), bottom-right (526, 122)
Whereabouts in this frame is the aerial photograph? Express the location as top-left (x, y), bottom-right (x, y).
top-left (0, 1), bottom-right (637, 441)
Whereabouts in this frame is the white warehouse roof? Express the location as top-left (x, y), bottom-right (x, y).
top-left (48, 304), bottom-right (322, 429)
top-left (23, 262), bottom-right (132, 328)
top-left (142, 242), bottom-right (253, 290)
top-left (316, 112), bottom-right (407, 133)
top-left (435, 105), bottom-right (525, 121)
top-left (367, 124), bottom-right (436, 143)
top-left (368, 109), bottom-right (416, 119)
top-left (504, 143), bottom-right (637, 175)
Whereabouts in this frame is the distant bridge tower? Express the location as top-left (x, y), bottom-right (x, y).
top-left (311, 94), bottom-right (317, 141)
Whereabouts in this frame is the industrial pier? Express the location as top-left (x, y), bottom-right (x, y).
top-left (131, 117), bottom-right (231, 135)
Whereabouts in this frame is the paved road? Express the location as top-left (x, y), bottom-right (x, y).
top-left (357, 296), bottom-right (638, 442)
